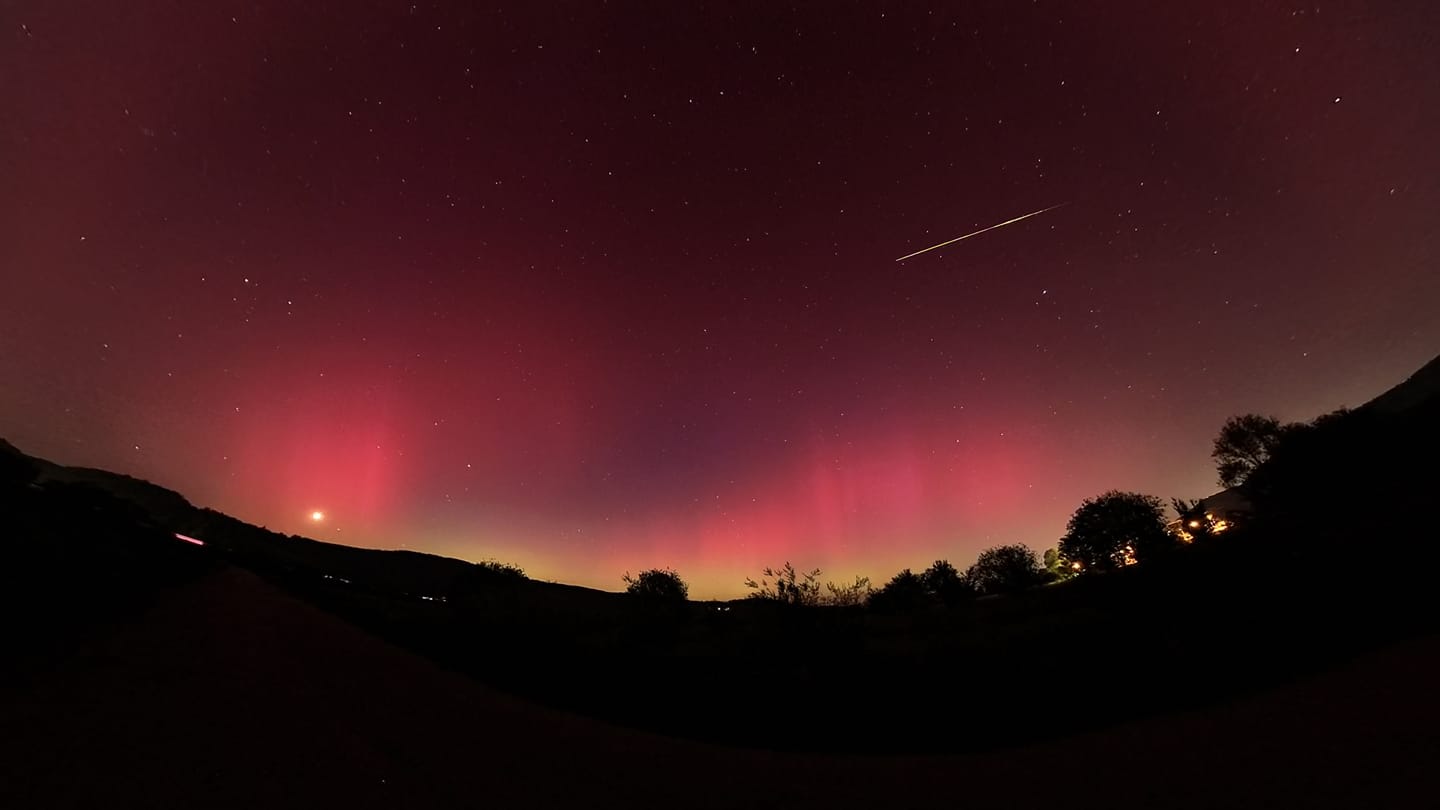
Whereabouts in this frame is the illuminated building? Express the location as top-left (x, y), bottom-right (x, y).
top-left (1167, 487), bottom-right (1250, 542)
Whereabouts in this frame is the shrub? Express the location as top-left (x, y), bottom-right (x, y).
top-left (744, 562), bottom-right (822, 606)
top-left (623, 568), bottom-right (689, 602)
top-left (474, 559), bottom-right (528, 581)
top-left (823, 575), bottom-right (872, 607)
top-left (867, 569), bottom-right (929, 611)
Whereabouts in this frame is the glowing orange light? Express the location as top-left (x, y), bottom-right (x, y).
top-left (310, 510), bottom-right (326, 522)
top-left (1188, 520), bottom-right (1201, 528)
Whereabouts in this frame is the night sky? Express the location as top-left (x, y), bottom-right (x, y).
top-left (4, 2), bottom-right (1438, 597)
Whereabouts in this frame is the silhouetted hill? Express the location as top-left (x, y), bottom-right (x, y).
top-left (0, 439), bottom-right (616, 612)
top-left (0, 453), bottom-right (217, 672)
top-left (4, 350), bottom-right (1440, 754)
top-left (3, 439), bottom-right (198, 524)
top-left (1183, 352), bottom-right (1439, 508)
top-left (38, 464), bottom-right (195, 524)
top-left (1364, 352), bottom-right (1440, 415)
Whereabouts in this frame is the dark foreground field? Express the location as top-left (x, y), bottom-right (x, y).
top-left (4, 565), bottom-right (1439, 810)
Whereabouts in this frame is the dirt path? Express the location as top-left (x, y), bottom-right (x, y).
top-left (3, 567), bottom-right (1437, 809)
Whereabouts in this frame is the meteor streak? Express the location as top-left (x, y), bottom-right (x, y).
top-left (894, 203), bottom-right (1067, 262)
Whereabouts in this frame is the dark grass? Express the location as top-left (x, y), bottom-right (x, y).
top-left (250, 525), bottom-right (1440, 754)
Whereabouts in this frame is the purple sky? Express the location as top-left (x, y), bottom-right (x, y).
top-left (3, 2), bottom-right (1437, 596)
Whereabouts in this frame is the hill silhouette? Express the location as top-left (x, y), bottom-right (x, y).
top-left (1364, 352), bottom-right (1440, 416)
top-left (3, 352), bottom-right (1439, 755)
top-left (1, 437), bottom-right (616, 609)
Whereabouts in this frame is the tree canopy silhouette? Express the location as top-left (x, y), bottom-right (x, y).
top-left (1212, 414), bottom-right (1293, 488)
top-left (964, 544), bottom-right (1046, 594)
top-left (921, 559), bottom-right (976, 604)
top-left (867, 569), bottom-right (928, 611)
top-left (1059, 491), bottom-right (1172, 572)
top-left (865, 560), bottom-right (976, 611)
top-left (622, 568), bottom-right (689, 602)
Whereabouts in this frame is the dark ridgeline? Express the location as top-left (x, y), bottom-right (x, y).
top-left (3, 353), bottom-right (1438, 752)
top-left (0, 440), bottom-right (217, 680)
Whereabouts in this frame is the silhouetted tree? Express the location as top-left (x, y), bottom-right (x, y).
top-left (744, 562), bottom-right (822, 606)
top-left (1241, 407), bottom-right (1395, 537)
top-left (1059, 491), bottom-right (1172, 572)
top-left (823, 575), bottom-right (872, 607)
top-left (965, 544), bottom-right (1046, 594)
top-left (1212, 414), bottom-right (1294, 488)
top-left (920, 559), bottom-right (976, 604)
top-left (867, 569), bottom-right (929, 611)
top-left (623, 568), bottom-right (689, 602)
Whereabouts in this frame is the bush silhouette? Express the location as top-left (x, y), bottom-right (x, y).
top-left (744, 562), bottom-right (822, 606)
top-left (867, 569), bottom-right (928, 611)
top-left (623, 568), bottom-right (689, 602)
top-left (474, 559), bottom-right (527, 580)
top-left (823, 575), bottom-right (872, 607)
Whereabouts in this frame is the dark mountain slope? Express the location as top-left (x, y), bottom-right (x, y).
top-left (1364, 352), bottom-right (1440, 415)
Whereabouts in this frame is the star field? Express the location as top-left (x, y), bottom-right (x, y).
top-left (3, 2), bottom-right (1438, 596)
